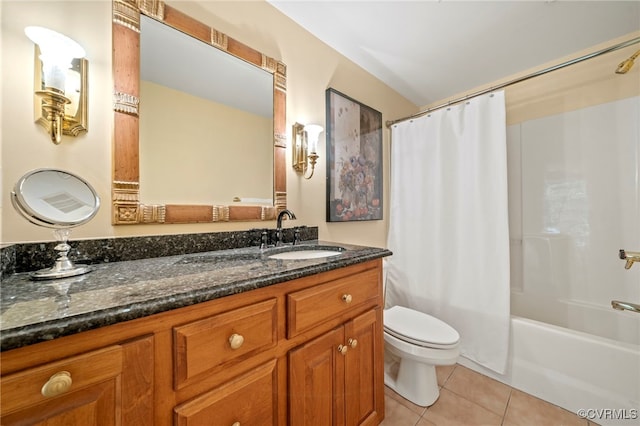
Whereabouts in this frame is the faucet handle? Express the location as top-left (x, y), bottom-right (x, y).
top-left (293, 228), bottom-right (301, 245)
top-left (619, 249), bottom-right (640, 269)
top-left (260, 230), bottom-right (269, 249)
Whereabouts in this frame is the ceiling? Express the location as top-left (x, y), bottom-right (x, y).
top-left (268, 1), bottom-right (640, 107)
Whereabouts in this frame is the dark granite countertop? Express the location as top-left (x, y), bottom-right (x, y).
top-left (0, 241), bottom-right (391, 351)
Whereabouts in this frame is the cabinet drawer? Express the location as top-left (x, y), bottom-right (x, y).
top-left (174, 298), bottom-right (277, 388)
top-left (174, 359), bottom-right (277, 426)
top-left (1, 345), bottom-right (123, 417)
top-left (287, 268), bottom-right (379, 338)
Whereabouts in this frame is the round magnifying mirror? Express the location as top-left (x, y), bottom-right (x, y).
top-left (11, 169), bottom-right (100, 280)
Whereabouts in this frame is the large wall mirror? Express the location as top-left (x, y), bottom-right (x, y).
top-left (112, 0), bottom-right (287, 225)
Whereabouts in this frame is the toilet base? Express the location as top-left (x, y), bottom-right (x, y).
top-left (384, 354), bottom-right (440, 407)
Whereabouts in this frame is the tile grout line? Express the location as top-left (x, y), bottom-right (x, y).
top-left (500, 389), bottom-right (514, 426)
top-left (398, 365), bottom-right (595, 426)
top-left (437, 385), bottom-right (507, 422)
top-left (418, 364), bottom-right (458, 423)
top-left (436, 364), bottom-right (515, 424)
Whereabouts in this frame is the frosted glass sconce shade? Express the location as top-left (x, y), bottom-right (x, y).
top-left (304, 124), bottom-right (323, 154)
top-left (292, 123), bottom-right (324, 179)
top-left (25, 27), bottom-right (85, 92)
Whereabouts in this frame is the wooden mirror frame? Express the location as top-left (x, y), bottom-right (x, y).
top-left (111, 0), bottom-right (286, 225)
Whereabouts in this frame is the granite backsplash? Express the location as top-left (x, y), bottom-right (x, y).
top-left (1, 226), bottom-right (318, 279)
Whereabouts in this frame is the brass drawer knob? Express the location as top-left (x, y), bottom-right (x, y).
top-left (41, 371), bottom-right (72, 398)
top-left (341, 294), bottom-right (353, 304)
top-left (348, 338), bottom-right (358, 349)
top-left (337, 344), bottom-right (348, 355)
top-left (229, 333), bottom-right (245, 350)
top-left (232, 422), bottom-right (240, 426)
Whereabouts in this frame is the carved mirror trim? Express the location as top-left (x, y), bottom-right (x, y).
top-left (111, 0), bottom-right (286, 224)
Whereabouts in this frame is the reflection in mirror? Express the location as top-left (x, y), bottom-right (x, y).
top-left (139, 15), bottom-right (273, 205)
top-left (112, 0), bottom-right (287, 225)
top-left (11, 169), bottom-right (100, 280)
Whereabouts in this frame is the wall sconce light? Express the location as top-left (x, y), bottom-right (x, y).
top-left (25, 26), bottom-right (88, 144)
top-left (292, 123), bottom-right (323, 179)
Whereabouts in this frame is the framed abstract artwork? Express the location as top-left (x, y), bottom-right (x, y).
top-left (325, 88), bottom-right (383, 222)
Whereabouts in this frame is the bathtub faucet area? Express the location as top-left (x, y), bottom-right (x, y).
top-left (619, 249), bottom-right (640, 269)
top-left (611, 300), bottom-right (640, 314)
top-left (612, 249), bottom-right (640, 314)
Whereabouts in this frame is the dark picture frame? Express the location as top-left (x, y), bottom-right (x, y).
top-left (325, 88), bottom-right (383, 222)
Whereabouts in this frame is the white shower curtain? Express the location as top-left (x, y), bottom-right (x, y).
top-left (386, 91), bottom-right (510, 374)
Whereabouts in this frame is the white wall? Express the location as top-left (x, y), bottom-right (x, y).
top-left (508, 93), bottom-right (640, 344)
top-left (508, 96), bottom-right (640, 345)
top-left (490, 31), bottom-right (640, 344)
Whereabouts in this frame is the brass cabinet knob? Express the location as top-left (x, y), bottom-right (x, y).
top-left (232, 422), bottom-right (240, 426)
top-left (41, 371), bottom-right (72, 398)
top-left (348, 338), bottom-right (358, 349)
top-left (229, 333), bottom-right (245, 350)
top-left (341, 294), bottom-right (353, 304)
top-left (337, 344), bottom-right (348, 355)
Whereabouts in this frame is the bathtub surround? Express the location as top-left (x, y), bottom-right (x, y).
top-left (0, 227), bottom-right (318, 279)
top-left (489, 95), bottom-right (640, 425)
top-left (508, 96), bottom-right (640, 346)
top-left (387, 91), bottom-right (511, 374)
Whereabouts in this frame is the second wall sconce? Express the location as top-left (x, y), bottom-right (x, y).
top-left (25, 26), bottom-right (88, 145)
top-left (292, 123), bottom-right (323, 179)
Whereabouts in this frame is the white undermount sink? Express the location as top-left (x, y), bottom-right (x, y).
top-left (267, 247), bottom-right (344, 260)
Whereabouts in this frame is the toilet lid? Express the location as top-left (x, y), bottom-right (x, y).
top-left (384, 305), bottom-right (460, 348)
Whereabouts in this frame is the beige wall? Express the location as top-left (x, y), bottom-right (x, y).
top-left (139, 80), bottom-right (273, 205)
top-left (3, 1), bottom-right (635, 249)
top-left (2, 1), bottom-right (113, 245)
top-left (0, 0), bottom-right (417, 246)
top-left (421, 31), bottom-right (640, 124)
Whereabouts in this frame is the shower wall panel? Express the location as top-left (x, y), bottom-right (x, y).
top-left (507, 96), bottom-right (640, 345)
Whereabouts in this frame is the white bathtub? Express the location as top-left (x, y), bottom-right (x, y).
top-left (459, 316), bottom-right (640, 426)
top-left (510, 290), bottom-right (640, 346)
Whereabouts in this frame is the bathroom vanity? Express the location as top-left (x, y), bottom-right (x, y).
top-left (1, 0), bottom-right (391, 423)
top-left (0, 242), bottom-right (391, 425)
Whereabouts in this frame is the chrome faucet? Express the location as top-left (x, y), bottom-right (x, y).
top-left (611, 300), bottom-right (640, 314)
top-left (276, 209), bottom-right (296, 246)
top-left (619, 249), bottom-right (640, 269)
top-left (612, 249), bottom-right (640, 314)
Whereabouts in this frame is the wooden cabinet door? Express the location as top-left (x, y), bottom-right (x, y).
top-left (2, 380), bottom-right (118, 426)
top-left (174, 359), bottom-right (277, 426)
top-left (0, 336), bottom-right (153, 426)
top-left (344, 309), bottom-right (383, 426)
top-left (289, 327), bottom-right (346, 426)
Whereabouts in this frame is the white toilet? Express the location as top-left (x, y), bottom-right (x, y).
top-left (383, 305), bottom-right (460, 407)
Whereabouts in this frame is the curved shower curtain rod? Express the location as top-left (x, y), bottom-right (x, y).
top-left (386, 36), bottom-right (640, 128)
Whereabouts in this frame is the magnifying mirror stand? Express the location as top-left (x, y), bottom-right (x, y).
top-left (30, 229), bottom-right (92, 280)
top-left (12, 168), bottom-right (100, 281)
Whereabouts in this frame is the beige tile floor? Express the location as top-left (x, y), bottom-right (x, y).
top-left (381, 364), bottom-right (598, 426)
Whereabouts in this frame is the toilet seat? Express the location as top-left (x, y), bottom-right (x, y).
top-left (384, 306), bottom-right (459, 349)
